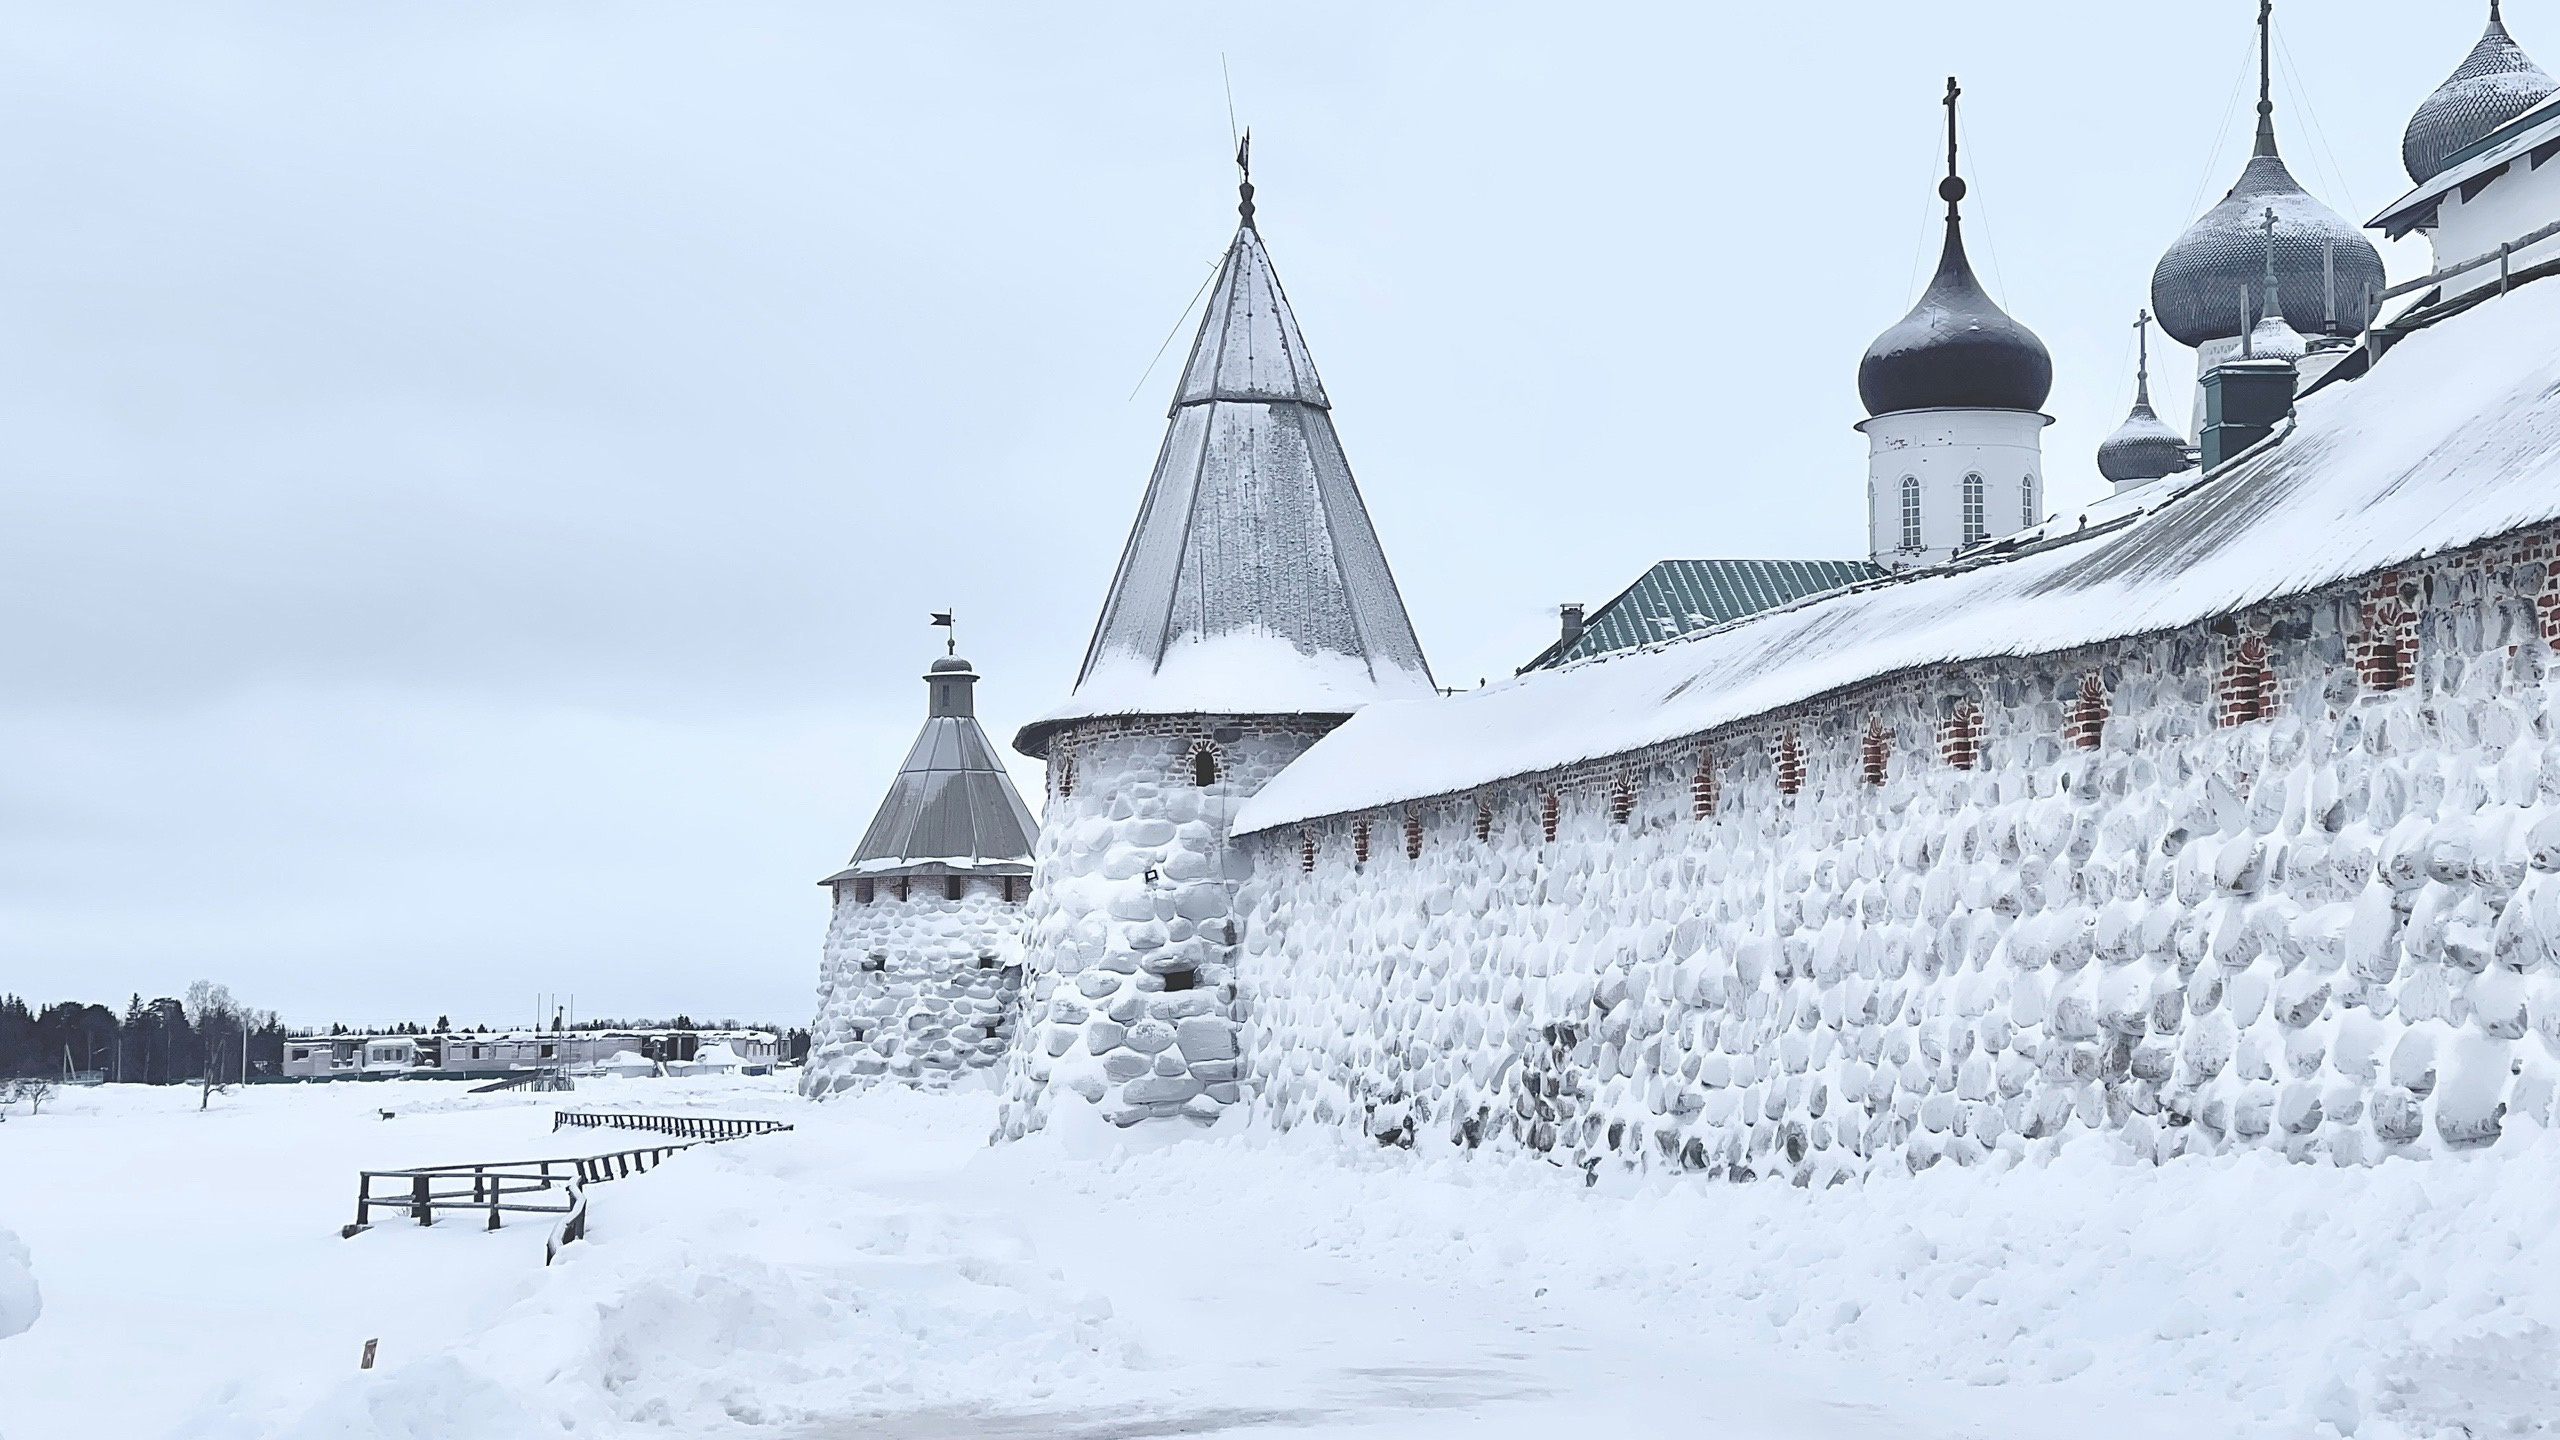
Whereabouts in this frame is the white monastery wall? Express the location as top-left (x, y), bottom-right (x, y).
top-left (1236, 524), bottom-right (2560, 1179)
top-left (2434, 158), bottom-right (2560, 302)
top-left (994, 715), bottom-right (1333, 1136)
top-left (803, 879), bottom-right (1024, 1096)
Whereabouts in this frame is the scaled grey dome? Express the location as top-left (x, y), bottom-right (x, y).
top-left (2404, 5), bottom-right (2556, 184)
top-left (2096, 397), bottom-right (2193, 485)
top-left (1859, 212), bottom-right (2052, 416)
top-left (2151, 143), bottom-right (2385, 349)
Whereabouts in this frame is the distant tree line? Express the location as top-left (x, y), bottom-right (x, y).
top-left (0, 982), bottom-right (284, 1084)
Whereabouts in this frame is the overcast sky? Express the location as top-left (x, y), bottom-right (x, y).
top-left (0, 1), bottom-right (2486, 1026)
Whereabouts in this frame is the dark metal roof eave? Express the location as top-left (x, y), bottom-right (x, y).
top-left (1016, 706), bottom-right (1360, 760)
top-left (2370, 97), bottom-right (2560, 235)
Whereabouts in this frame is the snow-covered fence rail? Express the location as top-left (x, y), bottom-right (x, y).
top-left (550, 1110), bottom-right (792, 1141)
top-left (343, 1117), bottom-right (790, 1264)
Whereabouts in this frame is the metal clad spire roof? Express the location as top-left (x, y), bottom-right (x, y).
top-left (2151, 0), bottom-right (2385, 348)
top-left (828, 658), bottom-right (1037, 880)
top-left (2404, 3), bottom-right (2557, 184)
top-left (1022, 189), bottom-right (1434, 754)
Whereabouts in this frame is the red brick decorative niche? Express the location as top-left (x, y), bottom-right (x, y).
top-left (2066, 676), bottom-right (2108, 750)
top-left (1940, 699), bottom-right (1983, 769)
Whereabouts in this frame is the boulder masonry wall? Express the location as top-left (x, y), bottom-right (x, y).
top-left (996, 715), bottom-right (1332, 1136)
top-left (803, 880), bottom-right (1024, 1096)
top-left (1237, 525), bottom-right (2560, 1179)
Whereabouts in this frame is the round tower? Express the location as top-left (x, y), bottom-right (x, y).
top-left (997, 152), bottom-right (1435, 1136)
top-left (1857, 78), bottom-right (2052, 570)
top-left (803, 650), bottom-right (1039, 1097)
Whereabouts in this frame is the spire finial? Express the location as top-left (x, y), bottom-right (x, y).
top-left (2135, 309), bottom-right (2155, 403)
top-left (2253, 0), bottom-right (2279, 156)
top-left (930, 608), bottom-right (957, 657)
top-left (1235, 128), bottom-right (1255, 231)
top-left (1939, 76), bottom-right (1967, 216)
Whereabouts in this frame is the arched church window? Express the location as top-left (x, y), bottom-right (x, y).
top-left (1962, 473), bottom-right (1987, 544)
top-left (1191, 745), bottom-right (1220, 788)
top-left (2020, 474), bottom-right (2038, 530)
top-left (1899, 476), bottom-right (1922, 551)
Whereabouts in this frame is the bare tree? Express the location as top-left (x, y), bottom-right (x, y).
top-left (15, 1078), bottom-right (51, 1116)
top-left (186, 981), bottom-right (241, 1111)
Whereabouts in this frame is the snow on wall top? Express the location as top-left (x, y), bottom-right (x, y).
top-left (1022, 223), bottom-right (1433, 756)
top-left (1235, 278), bottom-right (2560, 836)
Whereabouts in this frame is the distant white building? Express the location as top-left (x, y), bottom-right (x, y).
top-left (279, 1029), bottom-right (776, 1080)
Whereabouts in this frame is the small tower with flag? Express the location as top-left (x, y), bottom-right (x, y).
top-left (803, 632), bottom-right (1041, 1096)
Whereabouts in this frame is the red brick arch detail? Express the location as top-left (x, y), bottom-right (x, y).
top-left (1860, 717), bottom-right (1891, 786)
top-left (1940, 699), bottom-right (1984, 769)
top-left (1775, 729), bottom-right (1805, 796)
top-left (2065, 675), bottom-right (2108, 750)
top-left (1692, 752), bottom-right (1719, 818)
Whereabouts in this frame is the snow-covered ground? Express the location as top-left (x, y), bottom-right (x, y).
top-left (4, 1075), bottom-right (2560, 1438)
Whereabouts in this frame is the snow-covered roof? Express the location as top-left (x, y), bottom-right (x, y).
top-left (1019, 213), bottom-right (1433, 755)
top-left (1235, 276), bottom-right (2560, 836)
top-left (2373, 92), bottom-right (2560, 239)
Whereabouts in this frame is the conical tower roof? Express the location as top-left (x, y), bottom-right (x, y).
top-left (2404, 3), bottom-right (2556, 184)
top-left (825, 657), bottom-right (1037, 882)
top-left (1019, 170), bottom-right (1433, 756)
top-left (2151, 1), bottom-right (2385, 348)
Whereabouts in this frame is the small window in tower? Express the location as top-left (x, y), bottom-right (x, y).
top-left (1001, 875), bottom-right (1023, 903)
top-left (1899, 476), bottom-right (1922, 551)
top-left (977, 953), bottom-right (999, 969)
top-left (1962, 473), bottom-right (1986, 544)
top-left (1162, 967), bottom-right (1196, 992)
top-left (1192, 746), bottom-right (1220, 788)
top-left (946, 875), bottom-right (966, 901)
top-left (1056, 753), bottom-right (1076, 799)
top-left (2020, 474), bottom-right (2038, 529)
top-left (854, 878), bottom-right (875, 904)
top-left (894, 876), bottom-right (910, 902)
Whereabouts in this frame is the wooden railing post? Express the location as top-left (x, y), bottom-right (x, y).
top-left (412, 1173), bottom-right (433, 1226)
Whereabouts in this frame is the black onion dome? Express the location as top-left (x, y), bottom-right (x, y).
top-left (1859, 214), bottom-right (2053, 416)
top-left (2152, 133), bottom-right (2385, 349)
top-left (2405, 4), bottom-right (2556, 183)
top-left (2097, 392), bottom-right (2193, 484)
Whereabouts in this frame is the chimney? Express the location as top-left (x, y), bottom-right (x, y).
top-left (1558, 604), bottom-right (1586, 652)
top-left (2200, 357), bottom-right (2296, 473)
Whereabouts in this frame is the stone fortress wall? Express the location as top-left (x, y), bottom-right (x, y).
top-left (994, 714), bottom-right (1335, 1137)
top-left (802, 876), bottom-right (1025, 1096)
top-left (1232, 522), bottom-right (2560, 1178)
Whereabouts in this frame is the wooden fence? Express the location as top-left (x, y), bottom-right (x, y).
top-left (551, 1110), bottom-right (793, 1141)
top-left (343, 1113), bottom-right (792, 1264)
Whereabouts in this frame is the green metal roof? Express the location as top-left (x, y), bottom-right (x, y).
top-left (1523, 558), bottom-right (1886, 671)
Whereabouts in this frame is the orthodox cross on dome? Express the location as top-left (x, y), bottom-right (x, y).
top-left (2135, 309), bottom-right (2156, 402)
top-left (2260, 206), bottom-right (2282, 319)
top-left (1235, 128), bottom-right (1256, 231)
top-left (1940, 76), bottom-right (1967, 216)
